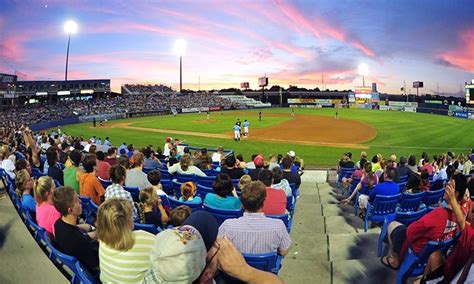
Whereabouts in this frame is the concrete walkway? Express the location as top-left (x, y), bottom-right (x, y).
top-left (280, 170), bottom-right (400, 283)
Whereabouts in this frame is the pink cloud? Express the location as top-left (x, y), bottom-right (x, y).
top-left (272, 0), bottom-right (374, 57)
top-left (439, 29), bottom-right (474, 72)
top-left (0, 35), bottom-right (28, 62)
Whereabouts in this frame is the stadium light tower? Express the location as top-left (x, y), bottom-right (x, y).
top-left (173, 39), bottom-right (186, 93)
top-left (358, 63), bottom-right (369, 87)
top-left (64, 20), bottom-right (78, 81)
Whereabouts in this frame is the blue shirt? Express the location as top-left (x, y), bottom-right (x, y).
top-left (204, 193), bottom-right (241, 210)
top-left (233, 125), bottom-right (241, 132)
top-left (22, 193), bottom-right (37, 212)
top-left (178, 196), bottom-right (203, 204)
top-left (243, 121), bottom-right (250, 127)
top-left (368, 181), bottom-right (400, 202)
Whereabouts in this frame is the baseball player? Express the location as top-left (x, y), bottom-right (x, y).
top-left (233, 123), bottom-right (241, 142)
top-left (243, 119), bottom-right (250, 137)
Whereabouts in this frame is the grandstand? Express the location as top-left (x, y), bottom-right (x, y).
top-left (218, 94), bottom-right (272, 108)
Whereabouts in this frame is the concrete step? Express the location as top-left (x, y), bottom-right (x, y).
top-left (287, 233), bottom-right (328, 262)
top-left (328, 233), bottom-right (380, 261)
top-left (331, 258), bottom-right (399, 284)
top-left (279, 258), bottom-right (330, 284)
top-left (321, 203), bottom-right (355, 217)
top-left (325, 215), bottom-right (382, 235)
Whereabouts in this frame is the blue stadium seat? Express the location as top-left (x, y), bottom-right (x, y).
top-left (158, 168), bottom-right (172, 180)
top-left (142, 167), bottom-right (155, 174)
top-left (134, 223), bottom-right (161, 234)
top-left (396, 232), bottom-right (460, 284)
top-left (242, 252), bottom-right (283, 274)
top-left (232, 179), bottom-right (240, 190)
top-left (171, 180), bottom-right (182, 198)
top-left (42, 230), bottom-right (79, 282)
top-left (25, 209), bottom-right (44, 243)
top-left (196, 175), bottom-right (216, 188)
top-left (168, 197), bottom-right (203, 211)
top-left (267, 213), bottom-right (292, 233)
top-left (399, 175), bottom-right (408, 183)
top-left (422, 188), bottom-right (444, 210)
top-left (74, 261), bottom-right (99, 284)
top-left (98, 177), bottom-right (112, 189)
top-left (337, 167), bottom-right (356, 186)
top-left (289, 183), bottom-right (298, 198)
top-left (160, 179), bottom-right (173, 195)
top-left (397, 182), bottom-right (407, 192)
top-left (348, 177), bottom-right (361, 196)
top-left (196, 184), bottom-right (214, 200)
top-left (377, 208), bottom-right (427, 257)
top-left (123, 186), bottom-right (140, 202)
top-left (32, 167), bottom-right (46, 178)
top-left (203, 204), bottom-right (243, 226)
top-left (202, 169), bottom-right (220, 176)
top-left (176, 173), bottom-right (196, 183)
top-left (54, 179), bottom-right (62, 188)
top-left (398, 192), bottom-right (424, 212)
top-left (364, 194), bottom-right (401, 232)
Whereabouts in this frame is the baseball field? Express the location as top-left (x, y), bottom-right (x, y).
top-left (60, 108), bottom-right (474, 167)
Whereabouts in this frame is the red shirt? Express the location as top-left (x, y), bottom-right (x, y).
top-left (96, 160), bottom-right (111, 180)
top-left (263, 187), bottom-right (287, 215)
top-left (443, 226), bottom-right (473, 281)
top-left (104, 157), bottom-right (117, 166)
top-left (401, 207), bottom-right (458, 260)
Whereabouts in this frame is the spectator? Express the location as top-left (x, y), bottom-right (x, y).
top-left (63, 150), bottom-right (84, 194)
top-left (463, 154), bottom-right (472, 175)
top-left (340, 162), bottom-right (379, 205)
top-left (218, 181), bottom-right (291, 255)
top-left (271, 167), bottom-right (292, 197)
top-left (248, 155), bottom-right (264, 181)
top-left (419, 155), bottom-right (433, 174)
top-left (238, 175), bottom-right (252, 191)
top-left (236, 153), bottom-right (247, 169)
top-left (104, 137), bottom-right (111, 147)
top-left (258, 169), bottom-right (287, 215)
top-left (358, 165), bottom-right (399, 213)
top-left (34, 176), bottom-right (60, 235)
top-left (97, 199), bottom-right (155, 283)
top-left (168, 154), bottom-right (206, 177)
top-left (15, 169), bottom-right (36, 213)
top-left (15, 159), bottom-right (32, 176)
top-left (382, 174), bottom-right (467, 272)
top-left (166, 147), bottom-right (179, 167)
top-left (397, 156), bottom-right (410, 179)
top-left (1, 145), bottom-right (16, 179)
top-left (126, 144), bottom-right (134, 159)
top-left (105, 164), bottom-right (138, 220)
top-left (406, 169), bottom-right (430, 193)
top-left (58, 142), bottom-right (69, 164)
top-left (118, 154), bottom-right (131, 169)
top-left (179, 181), bottom-right (202, 204)
top-left (79, 154), bottom-right (105, 205)
top-left (163, 137), bottom-right (172, 157)
top-left (169, 205), bottom-right (192, 227)
top-left (342, 159), bottom-right (367, 190)
top-left (95, 151), bottom-right (110, 181)
top-left (204, 173), bottom-right (241, 210)
top-left (147, 169), bottom-right (166, 196)
top-left (143, 147), bottom-right (162, 169)
top-left (118, 142), bottom-right (127, 155)
top-left (211, 146), bottom-right (225, 163)
top-left (220, 155), bottom-right (245, 180)
top-left (46, 147), bottom-right (63, 185)
top-left (281, 156), bottom-right (301, 189)
top-left (407, 155), bottom-right (418, 173)
top-left (371, 154), bottom-right (382, 173)
top-left (339, 152), bottom-right (355, 168)
top-left (356, 151), bottom-right (368, 169)
top-left (125, 152), bottom-right (152, 189)
top-left (52, 186), bottom-right (99, 274)
top-left (138, 187), bottom-right (169, 228)
top-left (104, 147), bottom-right (117, 166)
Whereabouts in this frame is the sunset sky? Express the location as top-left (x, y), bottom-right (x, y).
top-left (0, 0), bottom-right (473, 94)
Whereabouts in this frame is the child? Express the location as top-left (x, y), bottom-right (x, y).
top-left (178, 182), bottom-right (202, 204)
top-left (138, 187), bottom-right (169, 228)
top-left (169, 205), bottom-right (192, 227)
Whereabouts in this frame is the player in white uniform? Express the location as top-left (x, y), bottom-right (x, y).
top-left (243, 119), bottom-right (250, 137)
top-left (233, 123), bottom-right (241, 142)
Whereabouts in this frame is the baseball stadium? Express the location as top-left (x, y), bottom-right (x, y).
top-left (1, 1), bottom-right (474, 284)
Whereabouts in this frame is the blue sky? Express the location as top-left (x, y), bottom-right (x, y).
top-left (0, 0), bottom-right (473, 94)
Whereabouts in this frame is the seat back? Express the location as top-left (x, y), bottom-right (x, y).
top-left (25, 209), bottom-right (45, 242)
top-left (286, 195), bottom-right (295, 215)
top-left (134, 223), bottom-right (161, 234)
top-left (42, 230), bottom-right (79, 278)
top-left (197, 184), bottom-right (214, 200)
top-left (196, 175), bottom-right (216, 188)
top-left (158, 168), bottom-right (172, 180)
top-left (266, 214), bottom-right (291, 232)
top-left (202, 169), bottom-right (219, 176)
top-left (168, 197), bottom-right (203, 211)
top-left (422, 188), bottom-right (444, 208)
top-left (289, 183), bottom-right (298, 198)
top-left (399, 175), bottom-right (409, 183)
top-left (338, 167), bottom-right (356, 183)
top-left (371, 194), bottom-right (401, 215)
top-left (176, 173), bottom-right (195, 183)
top-left (32, 167), bottom-right (46, 178)
top-left (203, 204), bottom-right (243, 226)
top-left (398, 182), bottom-right (407, 192)
top-left (98, 177), bottom-right (112, 189)
top-left (232, 179), bottom-right (240, 190)
top-left (171, 180), bottom-right (183, 198)
top-left (398, 192), bottom-right (424, 212)
top-left (160, 179), bottom-right (172, 195)
top-left (242, 253), bottom-right (279, 273)
top-left (395, 208), bottom-right (427, 225)
top-left (74, 262), bottom-right (98, 284)
top-left (142, 167), bottom-right (155, 174)
top-left (123, 186), bottom-right (140, 202)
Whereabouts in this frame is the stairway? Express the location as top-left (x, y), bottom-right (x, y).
top-left (280, 171), bottom-right (401, 284)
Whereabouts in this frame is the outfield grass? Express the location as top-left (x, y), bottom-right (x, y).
top-left (61, 108), bottom-right (474, 167)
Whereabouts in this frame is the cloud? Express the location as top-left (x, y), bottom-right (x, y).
top-left (438, 29), bottom-right (474, 72)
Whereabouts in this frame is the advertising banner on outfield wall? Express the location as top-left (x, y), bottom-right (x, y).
top-left (424, 100), bottom-right (443, 104)
top-left (379, 105), bottom-right (389, 111)
top-left (403, 107), bottom-right (416, 112)
top-left (448, 105), bottom-right (463, 112)
top-left (389, 101), bottom-right (418, 107)
top-left (287, 98), bottom-right (332, 105)
top-left (209, 106), bottom-right (221, 111)
top-left (181, 107), bottom-right (209, 113)
top-left (454, 112), bottom-right (469, 119)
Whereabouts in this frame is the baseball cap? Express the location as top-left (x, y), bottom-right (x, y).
top-left (345, 152), bottom-right (352, 158)
top-left (145, 225), bottom-right (207, 284)
top-left (287, 150), bottom-right (296, 157)
top-left (166, 137), bottom-right (172, 143)
top-left (254, 155), bottom-right (264, 168)
top-left (182, 210), bottom-right (218, 251)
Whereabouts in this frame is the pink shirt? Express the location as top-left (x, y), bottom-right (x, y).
top-left (263, 188), bottom-right (287, 215)
top-left (36, 202), bottom-right (61, 235)
top-left (419, 164), bottom-right (433, 175)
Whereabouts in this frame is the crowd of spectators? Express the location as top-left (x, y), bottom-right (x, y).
top-left (1, 126), bottom-right (306, 283)
top-left (336, 150), bottom-right (474, 283)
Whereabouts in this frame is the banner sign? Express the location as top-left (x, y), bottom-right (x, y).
top-left (403, 107), bottom-right (416, 112)
top-left (389, 101), bottom-right (418, 107)
top-left (448, 105), bottom-right (463, 112)
top-left (454, 112), bottom-right (469, 119)
top-left (424, 100), bottom-right (443, 104)
top-left (208, 106), bottom-right (221, 111)
top-left (287, 98), bottom-right (332, 104)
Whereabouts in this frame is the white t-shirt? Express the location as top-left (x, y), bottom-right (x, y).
top-left (1, 159), bottom-right (16, 179)
top-left (211, 152), bottom-right (222, 163)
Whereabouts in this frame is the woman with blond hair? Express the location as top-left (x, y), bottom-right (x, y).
top-left (168, 153), bottom-right (206, 177)
top-left (97, 199), bottom-right (155, 283)
top-left (35, 176), bottom-right (61, 235)
top-left (15, 169), bottom-right (36, 213)
top-left (138, 186), bottom-right (169, 228)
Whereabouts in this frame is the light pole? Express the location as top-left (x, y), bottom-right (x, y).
top-left (64, 20), bottom-right (78, 81)
top-left (173, 39), bottom-right (186, 93)
top-left (358, 63), bottom-right (369, 87)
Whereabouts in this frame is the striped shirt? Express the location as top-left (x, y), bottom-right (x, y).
top-left (105, 183), bottom-right (138, 220)
top-left (99, 230), bottom-right (155, 283)
top-left (218, 212), bottom-right (291, 254)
